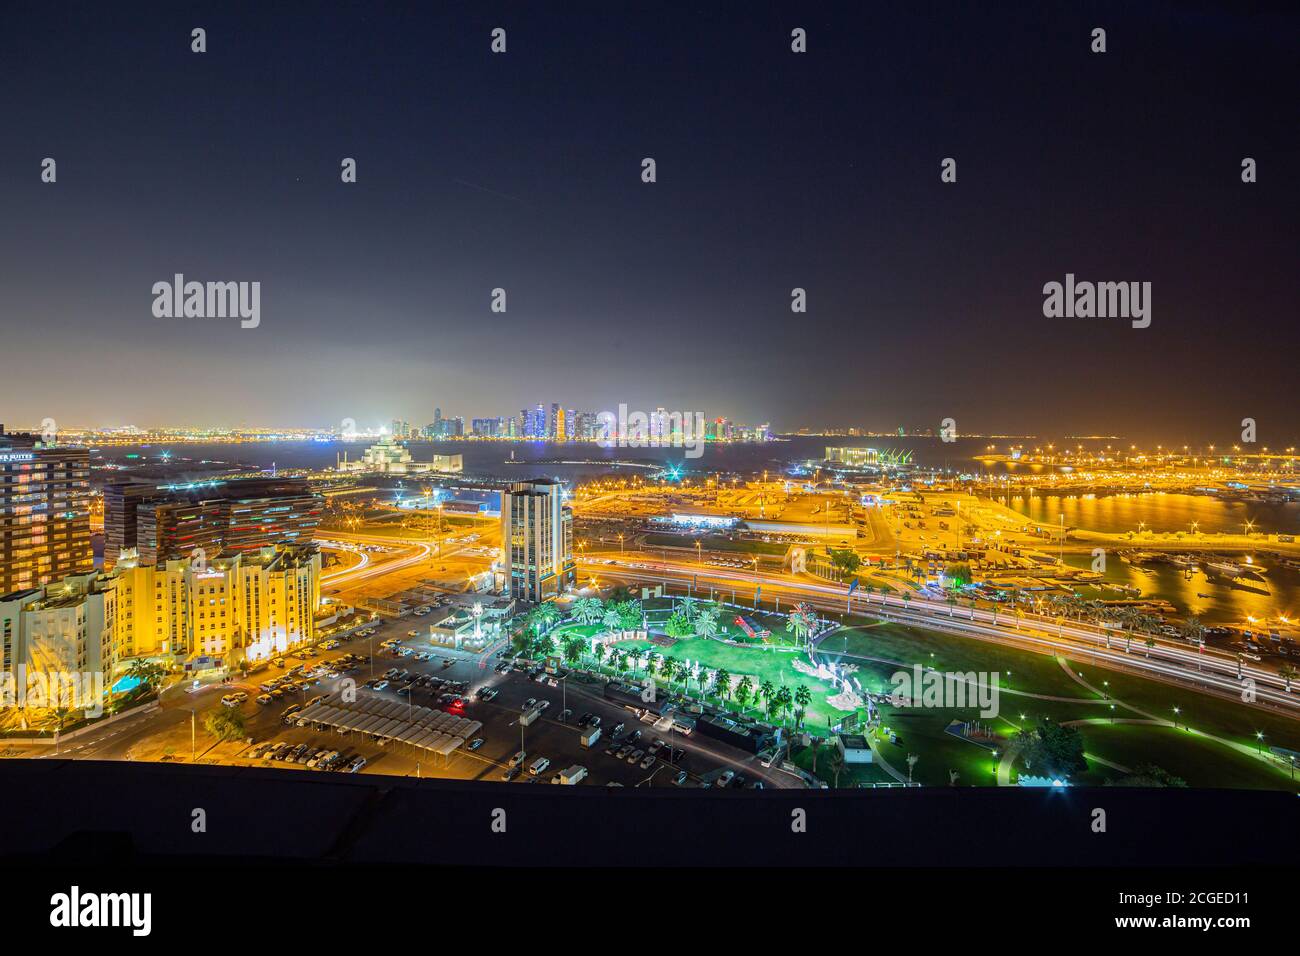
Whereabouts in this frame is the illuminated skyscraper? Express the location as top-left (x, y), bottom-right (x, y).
top-left (500, 479), bottom-right (574, 603)
top-left (0, 427), bottom-right (92, 594)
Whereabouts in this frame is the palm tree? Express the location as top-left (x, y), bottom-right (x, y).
top-left (694, 609), bottom-right (720, 640)
top-left (601, 607), bottom-right (623, 632)
top-left (562, 636), bottom-right (582, 667)
top-left (785, 609), bottom-right (810, 647)
top-left (946, 593), bottom-right (958, 618)
top-left (774, 686), bottom-right (794, 725)
top-left (827, 748), bottom-right (845, 788)
top-left (125, 657), bottom-right (166, 689)
top-left (714, 668), bottom-right (732, 703)
top-left (672, 660), bottom-right (690, 692)
top-left (758, 679), bottom-right (776, 715)
top-left (1144, 636), bottom-right (1156, 657)
top-left (1118, 606), bottom-right (1137, 652)
top-left (793, 686), bottom-right (812, 727)
top-left (905, 752), bottom-right (918, 784)
top-left (535, 602), bottom-right (560, 631)
top-left (573, 597), bottom-right (604, 625)
top-left (735, 676), bottom-right (753, 711)
top-left (1279, 664), bottom-right (1298, 693)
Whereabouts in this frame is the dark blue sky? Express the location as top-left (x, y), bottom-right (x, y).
top-left (1, 1), bottom-right (1295, 442)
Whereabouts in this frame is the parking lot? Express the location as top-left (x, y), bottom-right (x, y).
top-left (221, 612), bottom-right (786, 788)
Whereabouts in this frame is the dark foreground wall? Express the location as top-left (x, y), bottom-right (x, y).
top-left (1, 760), bottom-right (1295, 867)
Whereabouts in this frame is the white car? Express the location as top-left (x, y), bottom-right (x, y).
top-left (716, 769), bottom-right (736, 788)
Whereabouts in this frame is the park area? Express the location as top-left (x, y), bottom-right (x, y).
top-left (529, 595), bottom-right (1300, 791)
top-left (827, 621), bottom-right (1300, 790)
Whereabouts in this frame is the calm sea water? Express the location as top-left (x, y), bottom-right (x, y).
top-left (1000, 490), bottom-right (1299, 537)
top-left (1005, 491), bottom-right (1299, 625)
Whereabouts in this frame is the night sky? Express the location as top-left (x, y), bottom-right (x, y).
top-left (1, 1), bottom-right (1295, 442)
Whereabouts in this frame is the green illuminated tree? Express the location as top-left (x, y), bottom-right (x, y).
top-left (714, 668), bottom-right (731, 703)
top-left (573, 597), bottom-right (604, 625)
top-left (693, 608), bottom-right (720, 639)
top-left (735, 676), bottom-right (753, 711)
top-left (793, 685), bottom-right (812, 727)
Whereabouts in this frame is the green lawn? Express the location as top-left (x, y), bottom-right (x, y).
top-left (1057, 662), bottom-right (1300, 754)
top-left (1073, 721), bottom-right (1293, 790)
top-left (833, 620), bottom-right (1093, 700)
top-left (872, 709), bottom-right (1002, 787)
top-left (546, 599), bottom-right (1300, 791)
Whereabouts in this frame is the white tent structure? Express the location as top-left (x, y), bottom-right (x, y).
top-left (289, 693), bottom-right (482, 761)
